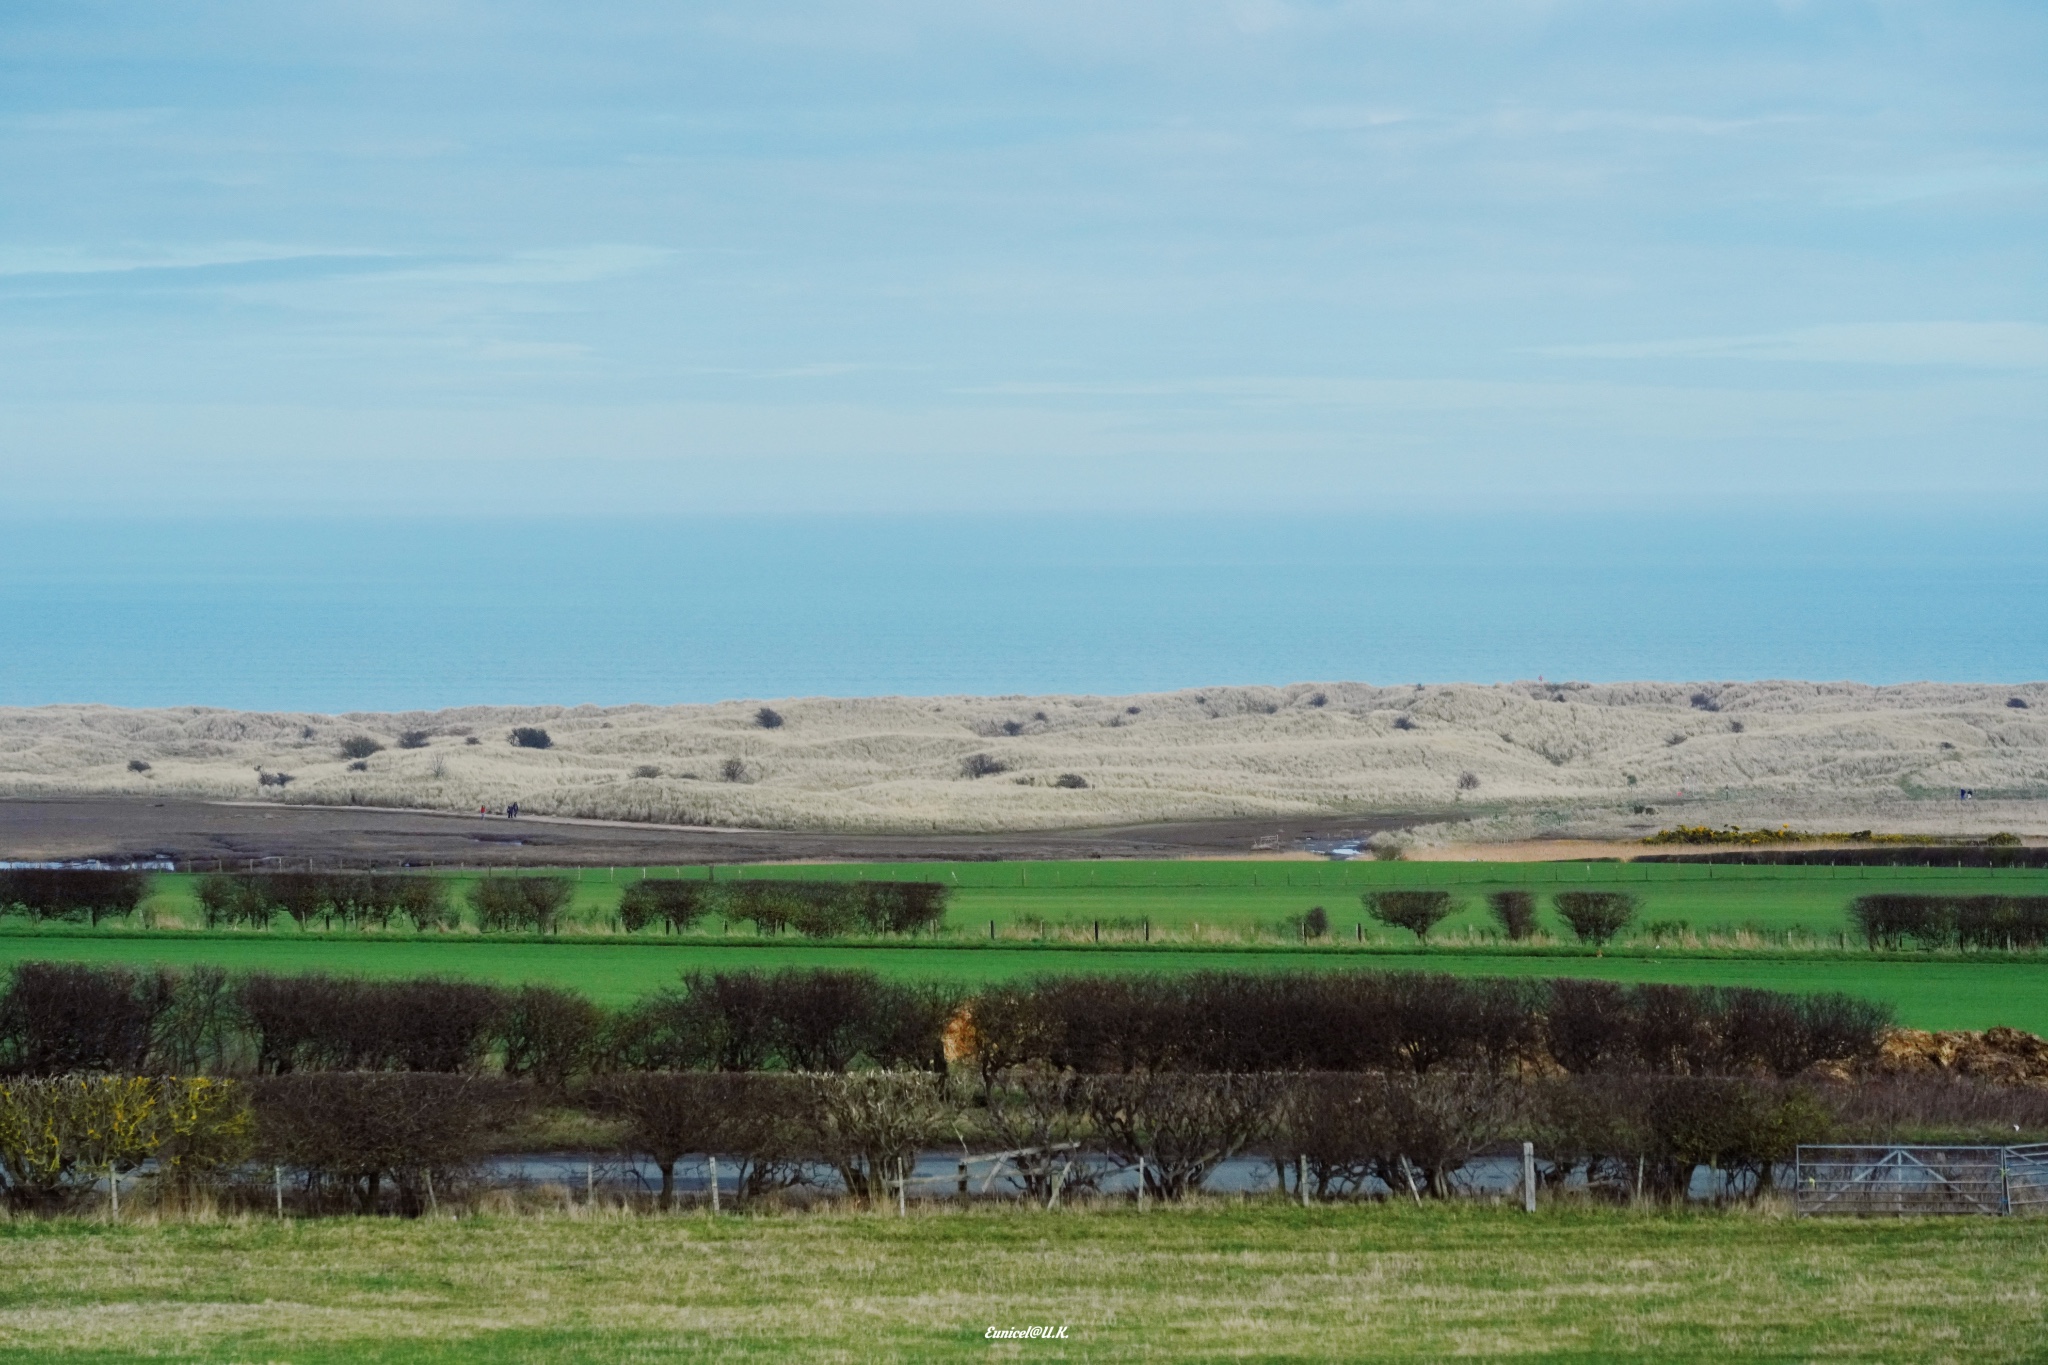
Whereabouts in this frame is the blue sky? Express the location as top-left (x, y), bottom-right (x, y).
top-left (2, 1), bottom-right (2043, 515)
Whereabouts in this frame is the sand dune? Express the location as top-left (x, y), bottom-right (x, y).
top-left (1, 681), bottom-right (2043, 842)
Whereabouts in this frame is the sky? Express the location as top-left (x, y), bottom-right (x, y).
top-left (1, 1), bottom-right (2043, 516)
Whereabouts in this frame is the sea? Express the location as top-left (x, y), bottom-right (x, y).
top-left (2, 513), bottom-right (2043, 713)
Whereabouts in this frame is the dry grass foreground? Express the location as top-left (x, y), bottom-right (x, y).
top-left (2, 680), bottom-right (2045, 838)
top-left (0, 1202), bottom-right (2042, 1362)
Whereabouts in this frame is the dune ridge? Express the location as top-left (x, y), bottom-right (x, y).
top-left (1, 680), bottom-right (2043, 841)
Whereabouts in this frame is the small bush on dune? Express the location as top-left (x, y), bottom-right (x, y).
top-left (508, 727), bottom-right (552, 750)
top-left (754, 707), bottom-right (784, 729)
top-left (398, 730), bottom-right (430, 749)
top-left (127, 758), bottom-right (151, 773)
top-left (960, 752), bottom-right (1008, 778)
top-left (338, 736), bottom-right (383, 760)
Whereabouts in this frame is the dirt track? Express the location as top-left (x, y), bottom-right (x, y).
top-left (0, 798), bottom-right (1447, 868)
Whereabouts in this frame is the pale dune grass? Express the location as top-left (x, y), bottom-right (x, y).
top-left (1, 679), bottom-right (2043, 839)
top-left (0, 1201), bottom-right (2039, 1361)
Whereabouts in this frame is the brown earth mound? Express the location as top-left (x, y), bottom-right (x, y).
top-left (1864, 1027), bottom-right (2048, 1089)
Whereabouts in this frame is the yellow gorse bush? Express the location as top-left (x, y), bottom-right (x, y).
top-left (0, 1076), bottom-right (252, 1204)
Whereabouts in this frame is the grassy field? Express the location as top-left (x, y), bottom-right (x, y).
top-left (4, 931), bottom-right (2047, 1032)
top-left (0, 1203), bottom-right (2042, 1362)
top-left (139, 859), bottom-right (2048, 943)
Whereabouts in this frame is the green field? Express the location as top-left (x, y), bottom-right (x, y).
top-left (0, 1203), bottom-right (2041, 1362)
top-left (139, 859), bottom-right (2048, 944)
top-left (5, 931), bottom-right (2046, 1032)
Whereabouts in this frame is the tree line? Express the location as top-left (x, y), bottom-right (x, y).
top-left (0, 961), bottom-right (2020, 1218)
top-left (1849, 894), bottom-right (2048, 950)
top-left (0, 869), bottom-right (951, 937)
top-left (0, 962), bottom-right (1890, 1083)
top-left (5, 1064), bottom-right (2032, 1217)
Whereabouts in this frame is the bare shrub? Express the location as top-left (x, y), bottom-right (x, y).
top-left (1053, 773), bottom-right (1089, 789)
top-left (238, 974), bottom-right (506, 1074)
top-left (508, 726), bottom-right (552, 749)
top-left (127, 758), bottom-right (151, 773)
top-left (618, 879), bottom-right (712, 933)
top-left (960, 752), bottom-right (1008, 779)
top-left (1363, 889), bottom-right (1455, 941)
top-left (798, 1071), bottom-right (950, 1204)
top-left (1689, 692), bottom-right (1720, 712)
top-left (1391, 715), bottom-right (1416, 731)
top-left (1486, 889), bottom-right (1537, 940)
top-left (467, 876), bottom-right (573, 933)
top-left (338, 736), bottom-right (383, 760)
top-left (497, 986), bottom-right (603, 1090)
top-left (0, 869), bottom-right (149, 926)
top-left (1456, 771), bottom-right (1479, 791)
top-left (152, 966), bottom-right (246, 1075)
top-left (398, 730), bottom-right (431, 749)
top-left (1284, 1071), bottom-right (1518, 1198)
top-left (257, 770), bottom-right (294, 787)
top-left (588, 1072), bottom-right (784, 1208)
top-left (754, 707), bottom-right (784, 729)
top-left (1553, 891), bottom-right (1639, 945)
top-left (0, 962), bottom-right (165, 1075)
top-left (613, 972), bottom-right (776, 1072)
top-left (396, 877), bottom-right (455, 930)
top-left (253, 1073), bottom-right (527, 1214)
top-left (1082, 1071), bottom-right (1284, 1200)
top-left (978, 1064), bottom-right (1103, 1199)
top-left (714, 880), bottom-right (948, 938)
top-left (720, 757), bottom-right (747, 782)
top-left (1825, 1074), bottom-right (2048, 1143)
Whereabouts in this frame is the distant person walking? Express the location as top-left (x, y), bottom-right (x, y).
top-left (508, 802), bottom-right (520, 819)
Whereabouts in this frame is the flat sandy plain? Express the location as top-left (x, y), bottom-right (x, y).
top-left (3, 679), bottom-right (2045, 841)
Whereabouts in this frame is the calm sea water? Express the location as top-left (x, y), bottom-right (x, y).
top-left (2, 514), bottom-right (2043, 712)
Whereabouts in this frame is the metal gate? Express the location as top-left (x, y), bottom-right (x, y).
top-left (1795, 1145), bottom-right (2048, 1216)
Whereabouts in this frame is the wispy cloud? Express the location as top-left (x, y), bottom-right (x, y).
top-left (0, 244), bottom-right (390, 278)
top-left (1535, 323), bottom-right (2048, 370)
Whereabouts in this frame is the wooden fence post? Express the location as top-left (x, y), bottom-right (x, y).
top-left (1522, 1142), bottom-right (1536, 1213)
